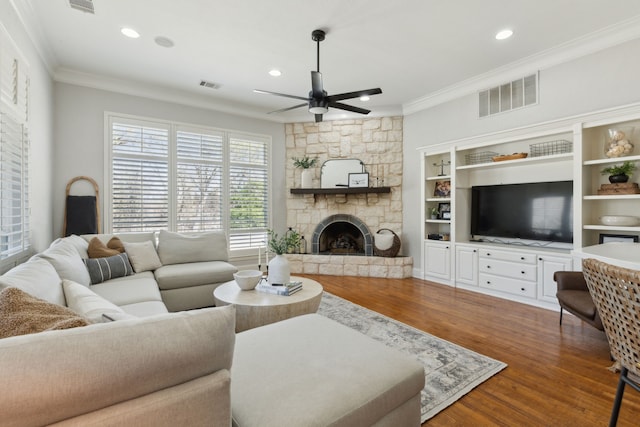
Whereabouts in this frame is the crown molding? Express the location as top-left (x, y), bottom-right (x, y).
top-left (403, 14), bottom-right (640, 116)
top-left (9, 0), bottom-right (58, 74)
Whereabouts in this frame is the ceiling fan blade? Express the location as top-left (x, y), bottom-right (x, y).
top-left (311, 71), bottom-right (324, 98)
top-left (328, 101), bottom-right (371, 115)
top-left (327, 88), bottom-right (382, 103)
top-left (315, 114), bottom-right (323, 123)
top-left (254, 89), bottom-right (309, 102)
top-left (268, 103), bottom-right (308, 114)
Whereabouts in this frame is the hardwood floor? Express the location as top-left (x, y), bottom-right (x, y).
top-left (301, 274), bottom-right (640, 426)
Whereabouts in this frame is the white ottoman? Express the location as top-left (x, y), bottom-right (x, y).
top-left (231, 314), bottom-right (424, 426)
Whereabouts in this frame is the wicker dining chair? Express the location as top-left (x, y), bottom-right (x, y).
top-left (582, 258), bottom-right (640, 427)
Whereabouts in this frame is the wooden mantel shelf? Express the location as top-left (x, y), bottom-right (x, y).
top-left (290, 187), bottom-right (391, 195)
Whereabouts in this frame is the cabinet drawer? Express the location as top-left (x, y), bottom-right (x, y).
top-left (479, 273), bottom-right (537, 298)
top-left (479, 258), bottom-right (537, 281)
top-left (480, 249), bottom-right (536, 264)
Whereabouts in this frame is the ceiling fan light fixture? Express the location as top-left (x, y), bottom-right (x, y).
top-left (268, 69), bottom-right (282, 77)
top-left (121, 27), bottom-right (140, 39)
top-left (309, 98), bottom-right (329, 114)
top-left (360, 96), bottom-right (370, 102)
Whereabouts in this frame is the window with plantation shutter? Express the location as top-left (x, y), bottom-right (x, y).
top-left (111, 120), bottom-right (169, 232)
top-left (107, 114), bottom-right (271, 255)
top-left (228, 134), bottom-right (269, 249)
top-left (0, 28), bottom-right (30, 263)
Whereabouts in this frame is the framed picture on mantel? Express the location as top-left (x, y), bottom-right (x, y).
top-left (348, 172), bottom-right (369, 188)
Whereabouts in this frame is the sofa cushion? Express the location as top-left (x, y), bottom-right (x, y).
top-left (88, 236), bottom-right (125, 258)
top-left (0, 256), bottom-right (64, 306)
top-left (50, 234), bottom-right (90, 259)
top-left (157, 230), bottom-right (229, 265)
top-left (124, 241), bottom-right (162, 273)
top-left (119, 300), bottom-right (169, 317)
top-left (154, 261), bottom-right (238, 290)
top-left (39, 239), bottom-right (91, 286)
top-left (0, 287), bottom-right (90, 338)
top-left (90, 271), bottom-right (163, 307)
top-left (82, 232), bottom-right (156, 245)
top-left (63, 279), bottom-right (127, 323)
top-left (83, 253), bottom-right (134, 284)
top-left (0, 305), bottom-right (236, 426)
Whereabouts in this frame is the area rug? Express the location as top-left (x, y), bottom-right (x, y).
top-left (316, 292), bottom-right (507, 423)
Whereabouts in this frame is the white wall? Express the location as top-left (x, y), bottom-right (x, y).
top-left (53, 83), bottom-right (286, 239)
top-left (0, 2), bottom-right (54, 257)
top-left (403, 38), bottom-right (640, 275)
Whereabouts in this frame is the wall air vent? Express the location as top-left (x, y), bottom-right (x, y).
top-left (478, 73), bottom-right (538, 118)
top-left (199, 80), bottom-right (220, 89)
top-left (69, 0), bottom-right (95, 14)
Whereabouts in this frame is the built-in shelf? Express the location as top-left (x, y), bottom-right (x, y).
top-left (290, 187), bottom-right (391, 195)
top-left (583, 154), bottom-right (640, 166)
top-left (456, 152), bottom-right (573, 171)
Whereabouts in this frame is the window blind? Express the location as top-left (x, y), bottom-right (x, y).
top-left (108, 116), bottom-right (271, 252)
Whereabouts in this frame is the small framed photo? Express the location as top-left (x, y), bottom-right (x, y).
top-left (348, 172), bottom-right (369, 188)
top-left (438, 202), bottom-right (451, 219)
top-left (434, 180), bottom-right (451, 197)
top-left (599, 233), bottom-right (639, 244)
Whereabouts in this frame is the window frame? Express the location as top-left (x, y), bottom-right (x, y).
top-left (104, 112), bottom-right (272, 259)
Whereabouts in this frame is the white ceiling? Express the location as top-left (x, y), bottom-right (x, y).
top-left (19, 0), bottom-right (640, 122)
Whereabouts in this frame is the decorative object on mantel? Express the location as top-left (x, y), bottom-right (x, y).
top-left (292, 156), bottom-right (318, 188)
top-left (604, 127), bottom-right (634, 158)
top-left (266, 228), bottom-right (300, 285)
top-left (601, 161), bottom-right (636, 184)
top-left (492, 152), bottom-right (528, 162)
top-left (373, 228), bottom-right (401, 257)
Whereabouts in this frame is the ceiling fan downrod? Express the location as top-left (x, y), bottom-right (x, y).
top-left (312, 29), bottom-right (325, 73)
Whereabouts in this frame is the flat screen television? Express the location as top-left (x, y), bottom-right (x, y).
top-left (471, 181), bottom-right (573, 244)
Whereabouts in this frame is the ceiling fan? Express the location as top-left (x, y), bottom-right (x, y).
top-left (254, 29), bottom-right (382, 123)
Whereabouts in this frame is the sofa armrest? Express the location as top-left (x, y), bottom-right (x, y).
top-left (0, 306), bottom-right (235, 426)
top-left (553, 271), bottom-right (588, 292)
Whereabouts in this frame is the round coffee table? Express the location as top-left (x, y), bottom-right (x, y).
top-left (213, 276), bottom-right (323, 332)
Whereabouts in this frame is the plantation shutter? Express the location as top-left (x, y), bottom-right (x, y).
top-left (175, 128), bottom-right (224, 232)
top-left (228, 134), bottom-right (269, 249)
top-left (111, 121), bottom-right (169, 232)
top-left (0, 112), bottom-right (29, 259)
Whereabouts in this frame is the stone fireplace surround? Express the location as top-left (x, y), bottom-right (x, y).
top-left (284, 117), bottom-right (412, 278)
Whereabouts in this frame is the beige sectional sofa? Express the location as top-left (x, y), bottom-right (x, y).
top-left (0, 232), bottom-right (426, 426)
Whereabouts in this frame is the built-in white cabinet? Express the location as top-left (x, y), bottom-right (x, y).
top-left (455, 245), bottom-right (478, 286)
top-left (424, 241), bottom-right (451, 283)
top-left (537, 254), bottom-right (573, 303)
top-left (419, 103), bottom-right (640, 311)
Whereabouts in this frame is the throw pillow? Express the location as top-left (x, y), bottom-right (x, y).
top-left (124, 240), bottom-right (162, 273)
top-left (88, 237), bottom-right (120, 258)
top-left (107, 236), bottom-right (125, 253)
top-left (39, 239), bottom-right (91, 286)
top-left (62, 279), bottom-right (127, 323)
top-left (0, 287), bottom-right (90, 338)
top-left (157, 230), bottom-right (229, 265)
top-left (83, 253), bottom-right (134, 285)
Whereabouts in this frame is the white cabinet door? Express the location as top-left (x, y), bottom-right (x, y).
top-left (456, 245), bottom-right (478, 286)
top-left (424, 242), bottom-right (451, 281)
top-left (537, 255), bottom-right (573, 302)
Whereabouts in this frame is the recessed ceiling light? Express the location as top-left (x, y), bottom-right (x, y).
top-left (121, 27), bottom-right (140, 39)
top-left (359, 96), bottom-right (370, 102)
top-left (495, 29), bottom-right (513, 40)
top-left (269, 69), bottom-right (282, 77)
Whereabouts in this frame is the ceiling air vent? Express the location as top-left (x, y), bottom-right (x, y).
top-left (479, 73), bottom-right (538, 118)
top-left (199, 80), bottom-right (220, 90)
top-left (69, 0), bottom-right (95, 14)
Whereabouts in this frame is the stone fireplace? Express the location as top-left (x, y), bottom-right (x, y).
top-left (312, 214), bottom-right (373, 256)
top-left (284, 116), bottom-right (412, 278)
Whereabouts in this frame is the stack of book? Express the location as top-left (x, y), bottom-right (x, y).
top-left (256, 281), bottom-right (303, 296)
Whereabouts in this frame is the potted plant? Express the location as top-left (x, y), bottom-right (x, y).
top-left (429, 207), bottom-right (439, 219)
top-left (266, 228), bottom-right (300, 285)
top-left (292, 156), bottom-right (318, 188)
top-left (601, 161), bottom-right (637, 183)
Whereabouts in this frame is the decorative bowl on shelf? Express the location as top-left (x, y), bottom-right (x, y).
top-left (600, 215), bottom-right (640, 226)
top-left (233, 270), bottom-right (263, 290)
